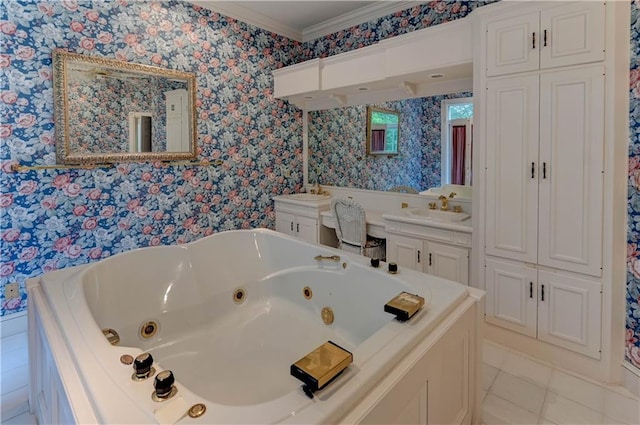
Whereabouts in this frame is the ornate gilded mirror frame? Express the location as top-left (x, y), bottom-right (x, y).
top-left (53, 49), bottom-right (197, 164)
top-left (366, 106), bottom-right (400, 156)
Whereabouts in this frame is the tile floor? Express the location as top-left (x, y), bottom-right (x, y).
top-left (1, 326), bottom-right (34, 425)
top-left (1, 333), bottom-right (639, 424)
top-left (482, 341), bottom-right (640, 425)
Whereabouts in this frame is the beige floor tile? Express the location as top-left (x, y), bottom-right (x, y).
top-left (483, 341), bottom-right (508, 369)
top-left (604, 387), bottom-right (640, 425)
top-left (2, 410), bottom-right (36, 425)
top-left (500, 351), bottom-right (553, 388)
top-left (482, 393), bottom-right (540, 425)
top-left (483, 364), bottom-right (500, 390)
top-left (542, 392), bottom-right (604, 425)
top-left (490, 371), bottom-right (546, 415)
top-left (548, 369), bottom-right (605, 413)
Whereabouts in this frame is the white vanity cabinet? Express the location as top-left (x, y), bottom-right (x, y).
top-left (273, 196), bottom-right (331, 244)
top-left (386, 223), bottom-right (471, 285)
top-left (486, 1), bottom-right (605, 77)
top-left (485, 258), bottom-right (602, 359)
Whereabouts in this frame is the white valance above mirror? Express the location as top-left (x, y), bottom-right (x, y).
top-left (272, 17), bottom-right (473, 111)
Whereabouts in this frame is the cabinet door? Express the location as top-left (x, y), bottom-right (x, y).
top-left (275, 211), bottom-right (295, 237)
top-left (426, 241), bottom-right (469, 285)
top-left (485, 258), bottom-right (537, 338)
top-left (538, 66), bottom-right (604, 277)
top-left (540, 2), bottom-right (605, 70)
top-left (387, 235), bottom-right (425, 272)
top-left (486, 12), bottom-right (539, 76)
top-left (537, 271), bottom-right (601, 359)
top-left (485, 75), bottom-right (539, 263)
top-left (296, 216), bottom-right (318, 244)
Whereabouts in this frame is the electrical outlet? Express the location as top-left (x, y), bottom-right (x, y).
top-left (5, 282), bottom-right (19, 300)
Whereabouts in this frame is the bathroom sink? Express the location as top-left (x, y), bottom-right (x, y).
top-left (286, 193), bottom-right (330, 201)
top-left (405, 207), bottom-right (470, 222)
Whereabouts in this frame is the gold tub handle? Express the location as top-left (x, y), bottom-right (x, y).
top-left (102, 328), bottom-right (120, 345)
top-left (314, 255), bottom-right (341, 262)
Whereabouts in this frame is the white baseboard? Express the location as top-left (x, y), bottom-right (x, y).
top-left (0, 311), bottom-right (28, 340)
top-left (622, 361), bottom-right (640, 399)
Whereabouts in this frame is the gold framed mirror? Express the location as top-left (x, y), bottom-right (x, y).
top-left (366, 106), bottom-right (400, 156)
top-left (53, 49), bottom-right (197, 164)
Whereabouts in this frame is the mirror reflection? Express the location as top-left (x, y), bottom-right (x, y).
top-left (367, 107), bottom-right (400, 155)
top-left (308, 92), bottom-right (473, 195)
top-left (53, 49), bottom-right (197, 164)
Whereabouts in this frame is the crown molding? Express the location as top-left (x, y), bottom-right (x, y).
top-left (189, 1), bottom-right (303, 41)
top-left (188, 1), bottom-right (423, 43)
top-left (301, 1), bottom-right (419, 42)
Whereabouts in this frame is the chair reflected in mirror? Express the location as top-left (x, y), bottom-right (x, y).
top-left (331, 198), bottom-right (386, 261)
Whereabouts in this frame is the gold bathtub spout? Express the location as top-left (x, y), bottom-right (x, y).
top-left (314, 255), bottom-right (341, 262)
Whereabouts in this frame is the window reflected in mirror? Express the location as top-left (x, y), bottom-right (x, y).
top-left (366, 107), bottom-right (400, 155)
top-left (441, 97), bottom-right (473, 186)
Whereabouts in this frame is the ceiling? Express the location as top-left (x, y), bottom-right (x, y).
top-left (188, 1), bottom-right (421, 42)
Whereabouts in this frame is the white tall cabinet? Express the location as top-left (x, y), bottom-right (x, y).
top-left (475, 0), bottom-right (628, 378)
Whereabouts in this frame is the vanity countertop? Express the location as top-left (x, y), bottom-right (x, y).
top-left (381, 209), bottom-right (473, 233)
top-left (273, 193), bottom-right (331, 207)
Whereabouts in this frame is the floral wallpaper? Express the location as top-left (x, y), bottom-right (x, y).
top-left (626, 0), bottom-right (640, 370)
top-left (308, 92), bottom-right (471, 192)
top-left (0, 0), bottom-right (303, 316)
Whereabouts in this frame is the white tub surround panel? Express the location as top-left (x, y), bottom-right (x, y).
top-left (272, 18), bottom-right (473, 110)
top-left (28, 229), bottom-right (484, 424)
top-left (473, 0), bottom-right (629, 383)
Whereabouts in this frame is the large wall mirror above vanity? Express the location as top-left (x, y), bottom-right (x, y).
top-left (307, 92), bottom-right (473, 197)
top-left (53, 49), bottom-right (197, 164)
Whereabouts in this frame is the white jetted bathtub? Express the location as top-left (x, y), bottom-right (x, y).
top-left (28, 229), bottom-right (483, 424)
